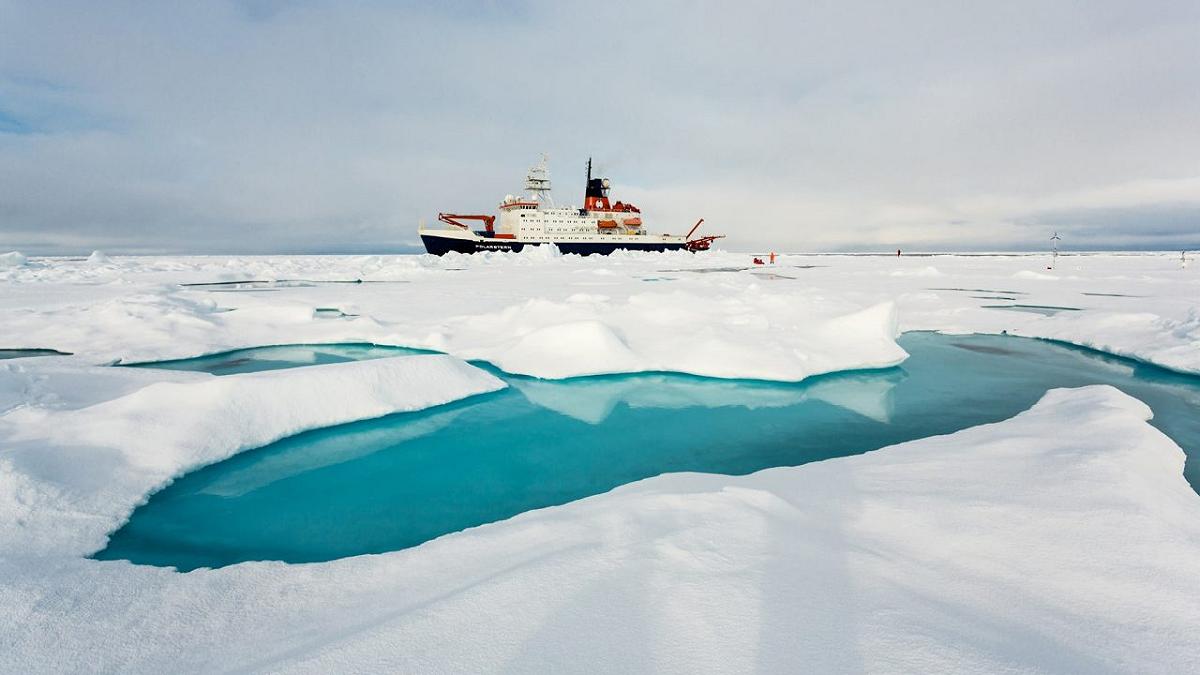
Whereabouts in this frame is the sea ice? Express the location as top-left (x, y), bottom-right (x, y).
top-left (1, 251), bottom-right (1198, 672)
top-left (2, 251), bottom-right (1196, 375)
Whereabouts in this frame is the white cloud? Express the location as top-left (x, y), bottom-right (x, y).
top-left (1, 0), bottom-right (1198, 253)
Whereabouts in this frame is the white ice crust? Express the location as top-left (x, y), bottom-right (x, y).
top-left (0, 356), bottom-right (505, 558)
top-left (2, 250), bottom-right (1199, 672)
top-left (2, 250), bottom-right (1196, 377)
top-left (0, 252), bottom-right (912, 381)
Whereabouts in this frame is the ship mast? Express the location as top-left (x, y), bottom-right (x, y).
top-left (525, 153), bottom-right (554, 206)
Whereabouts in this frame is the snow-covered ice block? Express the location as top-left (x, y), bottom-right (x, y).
top-left (0, 251), bottom-right (28, 268)
top-left (0, 355), bottom-right (505, 557)
top-left (443, 292), bottom-right (908, 381)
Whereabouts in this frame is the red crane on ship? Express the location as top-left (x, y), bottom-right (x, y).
top-left (684, 218), bottom-right (724, 252)
top-left (438, 213), bottom-right (496, 235)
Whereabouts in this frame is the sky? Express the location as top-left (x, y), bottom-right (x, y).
top-left (1, 0), bottom-right (1198, 254)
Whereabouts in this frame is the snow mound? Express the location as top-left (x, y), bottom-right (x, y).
top-left (493, 320), bottom-right (643, 378)
top-left (0, 251), bottom-right (28, 267)
top-left (443, 292), bottom-right (908, 381)
top-left (86, 250), bottom-right (111, 264)
top-left (0, 355), bottom-right (505, 557)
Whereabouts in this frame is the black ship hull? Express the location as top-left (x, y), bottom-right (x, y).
top-left (421, 233), bottom-right (687, 256)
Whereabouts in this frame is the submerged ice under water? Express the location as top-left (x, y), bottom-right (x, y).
top-left (0, 348), bottom-right (71, 359)
top-left (126, 343), bottom-right (433, 375)
top-left (99, 333), bottom-right (1200, 570)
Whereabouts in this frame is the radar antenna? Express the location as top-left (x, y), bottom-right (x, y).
top-left (525, 153), bottom-right (554, 206)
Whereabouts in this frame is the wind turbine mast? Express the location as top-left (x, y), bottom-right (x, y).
top-left (525, 153), bottom-right (554, 206)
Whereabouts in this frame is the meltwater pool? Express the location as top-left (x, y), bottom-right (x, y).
top-left (98, 332), bottom-right (1200, 570)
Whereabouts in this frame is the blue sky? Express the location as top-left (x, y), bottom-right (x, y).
top-left (1, 0), bottom-right (1198, 254)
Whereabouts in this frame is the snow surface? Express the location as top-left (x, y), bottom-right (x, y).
top-left (2, 251), bottom-right (1199, 672)
top-left (1, 250), bottom-right (1195, 377)
top-left (0, 251), bottom-right (912, 381)
top-left (2, 385), bottom-right (1198, 673)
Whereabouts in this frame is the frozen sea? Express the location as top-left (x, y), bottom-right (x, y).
top-left (2, 250), bottom-right (1199, 673)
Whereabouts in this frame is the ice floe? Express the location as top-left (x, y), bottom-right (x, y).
top-left (0, 355), bottom-right (504, 557)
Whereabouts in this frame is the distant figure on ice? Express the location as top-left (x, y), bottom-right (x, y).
top-left (753, 257), bottom-right (764, 265)
top-left (769, 252), bottom-right (777, 264)
top-left (896, 249), bottom-right (901, 257)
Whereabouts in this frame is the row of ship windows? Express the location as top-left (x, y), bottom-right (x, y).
top-left (513, 234), bottom-right (594, 240)
top-left (521, 230), bottom-right (592, 234)
top-left (519, 232), bottom-right (633, 238)
top-left (520, 214), bottom-right (596, 223)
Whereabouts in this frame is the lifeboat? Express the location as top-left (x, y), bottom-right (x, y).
top-left (598, 219), bottom-right (619, 229)
top-left (622, 217), bottom-right (642, 227)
